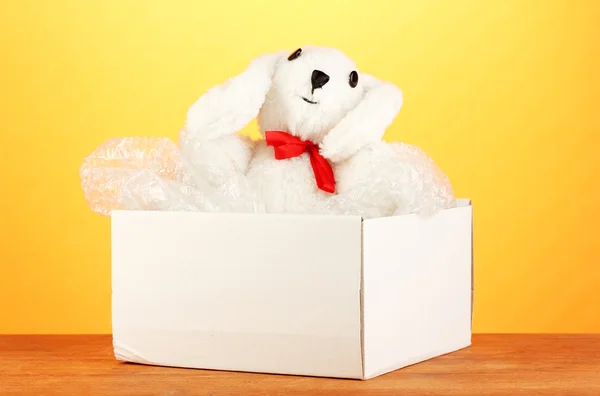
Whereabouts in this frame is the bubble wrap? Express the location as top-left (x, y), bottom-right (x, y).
top-left (80, 137), bottom-right (454, 218)
top-left (320, 143), bottom-right (456, 218)
top-left (79, 137), bottom-right (263, 216)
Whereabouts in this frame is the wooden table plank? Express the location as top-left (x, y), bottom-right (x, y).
top-left (0, 334), bottom-right (598, 395)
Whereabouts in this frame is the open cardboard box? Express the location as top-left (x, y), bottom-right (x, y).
top-left (111, 199), bottom-right (473, 380)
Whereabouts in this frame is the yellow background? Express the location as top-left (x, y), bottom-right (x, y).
top-left (1, 0), bottom-right (599, 334)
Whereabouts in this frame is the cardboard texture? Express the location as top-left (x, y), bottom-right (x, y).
top-left (111, 199), bottom-right (473, 380)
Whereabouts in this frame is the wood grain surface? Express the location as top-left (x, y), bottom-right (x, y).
top-left (0, 334), bottom-right (598, 395)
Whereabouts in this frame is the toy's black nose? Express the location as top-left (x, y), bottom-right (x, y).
top-left (311, 70), bottom-right (330, 91)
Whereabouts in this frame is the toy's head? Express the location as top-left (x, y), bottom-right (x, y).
top-left (257, 46), bottom-right (366, 143)
top-left (186, 45), bottom-right (403, 162)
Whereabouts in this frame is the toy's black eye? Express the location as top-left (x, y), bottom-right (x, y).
top-left (349, 71), bottom-right (358, 88)
top-left (288, 48), bottom-right (302, 61)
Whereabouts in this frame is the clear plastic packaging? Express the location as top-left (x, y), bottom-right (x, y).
top-left (80, 137), bottom-right (454, 218)
top-left (80, 137), bottom-right (236, 216)
top-left (320, 143), bottom-right (456, 218)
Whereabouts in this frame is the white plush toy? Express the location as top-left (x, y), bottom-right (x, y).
top-left (80, 45), bottom-right (454, 218)
top-left (178, 45), bottom-right (455, 217)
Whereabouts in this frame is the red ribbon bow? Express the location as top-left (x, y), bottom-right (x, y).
top-left (265, 131), bottom-right (336, 194)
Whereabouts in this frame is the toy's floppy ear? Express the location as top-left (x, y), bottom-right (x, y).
top-left (320, 74), bottom-right (403, 163)
top-left (182, 51), bottom-right (286, 141)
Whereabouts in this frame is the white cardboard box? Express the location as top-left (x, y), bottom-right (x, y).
top-left (111, 199), bottom-right (473, 380)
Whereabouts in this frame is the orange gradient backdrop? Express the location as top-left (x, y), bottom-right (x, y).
top-left (1, 1), bottom-right (599, 334)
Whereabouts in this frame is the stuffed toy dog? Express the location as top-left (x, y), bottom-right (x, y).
top-left (80, 45), bottom-right (454, 217)
top-left (179, 45), bottom-right (455, 217)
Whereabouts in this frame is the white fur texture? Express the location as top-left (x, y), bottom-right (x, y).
top-left (80, 46), bottom-right (455, 217)
top-left (175, 45), bottom-right (454, 216)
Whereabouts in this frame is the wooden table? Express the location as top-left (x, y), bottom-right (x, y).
top-left (1, 334), bottom-right (598, 395)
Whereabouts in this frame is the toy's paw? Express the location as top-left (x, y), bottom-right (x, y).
top-left (319, 77), bottom-right (403, 163)
top-left (245, 51), bottom-right (287, 78)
